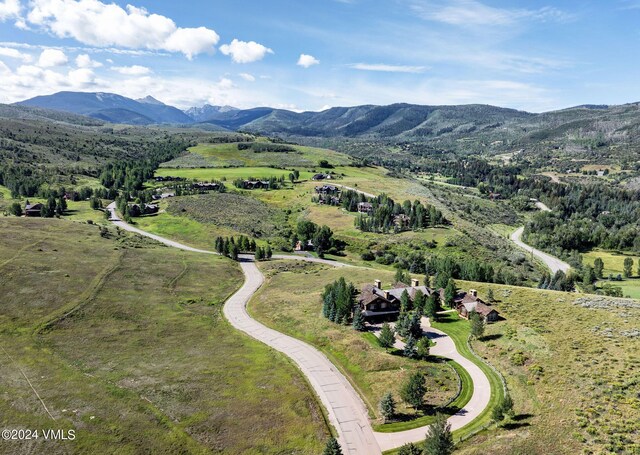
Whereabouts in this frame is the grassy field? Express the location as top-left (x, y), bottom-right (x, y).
top-left (452, 281), bottom-right (640, 455)
top-left (583, 249), bottom-right (640, 299)
top-left (249, 261), bottom-right (462, 424)
top-left (0, 218), bottom-right (328, 454)
top-left (160, 142), bottom-right (352, 169)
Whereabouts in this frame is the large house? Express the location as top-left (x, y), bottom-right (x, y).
top-left (455, 289), bottom-right (500, 323)
top-left (357, 279), bottom-right (433, 320)
top-left (24, 202), bottom-right (43, 217)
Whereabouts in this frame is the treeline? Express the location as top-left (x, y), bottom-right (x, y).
top-left (98, 138), bottom-right (188, 192)
top-left (214, 235), bottom-right (272, 261)
top-left (338, 190), bottom-right (445, 233)
top-left (237, 142), bottom-right (296, 153)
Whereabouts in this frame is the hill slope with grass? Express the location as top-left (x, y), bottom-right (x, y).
top-left (0, 217), bottom-right (328, 454)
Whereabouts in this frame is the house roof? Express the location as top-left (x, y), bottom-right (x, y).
top-left (25, 203), bottom-right (43, 210)
top-left (459, 300), bottom-right (499, 317)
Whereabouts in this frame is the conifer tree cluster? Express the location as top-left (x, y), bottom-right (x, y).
top-left (214, 235), bottom-right (259, 261)
top-left (322, 277), bottom-right (356, 325)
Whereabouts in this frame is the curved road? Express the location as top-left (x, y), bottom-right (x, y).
top-left (106, 202), bottom-right (492, 453)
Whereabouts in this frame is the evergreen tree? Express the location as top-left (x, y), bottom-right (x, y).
top-left (379, 322), bottom-right (395, 350)
top-left (379, 392), bottom-right (396, 422)
top-left (395, 313), bottom-right (410, 337)
top-left (593, 257), bottom-right (604, 279)
top-left (255, 247), bottom-right (264, 261)
top-left (322, 437), bottom-right (343, 455)
top-left (395, 268), bottom-right (410, 285)
top-left (400, 371), bottom-right (426, 409)
top-left (265, 245), bottom-right (273, 259)
top-left (470, 310), bottom-right (485, 339)
top-left (417, 337), bottom-right (430, 360)
top-left (400, 290), bottom-right (412, 313)
top-left (408, 312), bottom-right (423, 339)
top-left (249, 239), bottom-right (257, 252)
top-left (403, 335), bottom-right (418, 359)
top-left (424, 294), bottom-right (438, 320)
top-left (444, 279), bottom-right (457, 308)
top-left (624, 257), bottom-right (634, 278)
top-left (229, 243), bottom-right (239, 261)
top-left (9, 202), bottom-right (22, 216)
top-left (423, 413), bottom-right (454, 455)
top-left (398, 443), bottom-right (423, 455)
top-left (486, 288), bottom-right (495, 303)
top-left (352, 306), bottom-right (366, 331)
top-left (414, 290), bottom-right (426, 315)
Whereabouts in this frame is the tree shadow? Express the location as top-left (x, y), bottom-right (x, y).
top-left (501, 413), bottom-right (534, 430)
top-left (481, 333), bottom-right (503, 341)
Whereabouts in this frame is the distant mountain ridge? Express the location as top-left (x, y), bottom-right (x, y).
top-left (14, 92), bottom-right (640, 148)
top-left (18, 91), bottom-right (193, 125)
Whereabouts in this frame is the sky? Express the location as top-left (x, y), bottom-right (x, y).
top-left (0, 0), bottom-right (639, 112)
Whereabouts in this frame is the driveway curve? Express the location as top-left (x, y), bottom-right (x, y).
top-left (106, 202), bottom-right (493, 453)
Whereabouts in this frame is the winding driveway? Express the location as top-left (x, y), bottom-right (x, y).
top-left (106, 202), bottom-right (493, 454)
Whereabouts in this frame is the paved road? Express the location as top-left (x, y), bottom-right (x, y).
top-left (106, 203), bottom-right (493, 453)
top-left (510, 226), bottom-right (570, 274)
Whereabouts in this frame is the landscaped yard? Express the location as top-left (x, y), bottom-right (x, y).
top-left (583, 249), bottom-right (640, 298)
top-left (249, 261), bottom-right (463, 423)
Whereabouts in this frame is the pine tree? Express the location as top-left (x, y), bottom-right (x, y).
top-left (423, 413), bottom-right (454, 455)
top-left (400, 371), bottom-right (426, 409)
top-left (486, 288), bottom-right (495, 303)
top-left (229, 243), bottom-right (239, 261)
top-left (444, 279), bottom-right (457, 308)
top-left (379, 322), bottom-right (395, 350)
top-left (470, 310), bottom-right (485, 339)
top-left (398, 443), bottom-right (423, 455)
top-left (417, 337), bottom-right (430, 360)
top-left (352, 306), bottom-right (366, 331)
top-left (322, 437), bottom-right (343, 455)
top-left (424, 294), bottom-right (438, 320)
top-left (624, 257), bottom-right (634, 278)
top-left (255, 247), bottom-right (264, 261)
top-left (265, 246), bottom-right (273, 259)
top-left (403, 335), bottom-right (418, 359)
top-left (413, 290), bottom-right (426, 315)
top-left (379, 392), bottom-right (396, 422)
top-left (400, 290), bottom-right (411, 313)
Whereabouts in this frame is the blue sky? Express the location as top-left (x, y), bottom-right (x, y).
top-left (0, 0), bottom-right (639, 112)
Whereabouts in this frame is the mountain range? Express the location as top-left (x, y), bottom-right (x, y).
top-left (12, 91), bottom-right (640, 148)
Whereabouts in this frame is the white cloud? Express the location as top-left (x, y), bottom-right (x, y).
top-left (68, 67), bottom-right (96, 86)
top-left (75, 53), bottom-right (102, 68)
top-left (411, 0), bottom-right (573, 27)
top-left (239, 72), bottom-right (255, 82)
top-left (0, 46), bottom-right (31, 62)
top-left (349, 63), bottom-right (426, 73)
top-left (0, 0), bottom-right (20, 21)
top-left (219, 39), bottom-right (273, 63)
top-left (38, 48), bottom-right (68, 67)
top-left (297, 53), bottom-right (319, 68)
top-left (26, 0), bottom-right (219, 59)
top-left (112, 65), bottom-right (152, 75)
top-left (0, 59), bottom-right (11, 74)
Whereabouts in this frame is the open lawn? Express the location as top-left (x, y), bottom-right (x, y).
top-left (249, 261), bottom-right (462, 424)
top-left (0, 218), bottom-right (328, 455)
top-left (583, 249), bottom-right (640, 299)
top-left (160, 142), bottom-right (352, 168)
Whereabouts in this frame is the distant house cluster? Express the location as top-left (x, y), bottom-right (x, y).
top-left (240, 180), bottom-right (271, 190)
top-left (315, 185), bottom-right (341, 205)
top-left (128, 203), bottom-right (159, 215)
top-left (312, 173), bottom-right (334, 181)
top-left (357, 279), bottom-right (500, 322)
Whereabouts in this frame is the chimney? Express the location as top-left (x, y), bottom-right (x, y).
top-left (374, 279), bottom-right (382, 289)
top-left (383, 290), bottom-right (389, 299)
top-left (470, 289), bottom-right (478, 297)
top-left (411, 278), bottom-right (420, 288)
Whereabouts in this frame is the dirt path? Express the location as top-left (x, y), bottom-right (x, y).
top-left (106, 202), bottom-right (493, 454)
